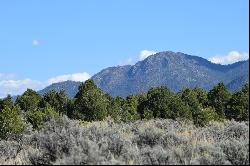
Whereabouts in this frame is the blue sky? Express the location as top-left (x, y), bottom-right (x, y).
top-left (0, 0), bottom-right (249, 97)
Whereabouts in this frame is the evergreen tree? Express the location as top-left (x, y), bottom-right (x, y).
top-left (74, 80), bottom-right (109, 121)
top-left (178, 88), bottom-right (217, 126)
top-left (27, 106), bottom-right (60, 130)
top-left (208, 82), bottom-right (231, 119)
top-left (0, 106), bottom-right (25, 139)
top-left (226, 83), bottom-right (249, 121)
top-left (15, 89), bottom-right (42, 111)
top-left (42, 90), bottom-right (71, 115)
top-left (193, 87), bottom-right (208, 107)
top-left (177, 88), bottom-right (200, 109)
top-left (136, 92), bottom-right (147, 119)
top-left (143, 107), bottom-right (154, 120)
top-left (146, 86), bottom-right (173, 119)
top-left (169, 95), bottom-right (192, 121)
top-left (106, 96), bottom-right (125, 121)
top-left (0, 95), bottom-right (14, 110)
top-left (193, 107), bottom-right (218, 127)
top-left (121, 95), bottom-right (140, 122)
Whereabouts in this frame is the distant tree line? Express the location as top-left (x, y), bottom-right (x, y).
top-left (0, 80), bottom-right (249, 139)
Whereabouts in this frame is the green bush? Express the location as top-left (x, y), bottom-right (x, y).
top-left (143, 107), bottom-right (154, 120)
top-left (0, 106), bottom-right (25, 139)
top-left (192, 107), bottom-right (219, 127)
top-left (27, 106), bottom-right (60, 130)
top-left (27, 109), bottom-right (45, 130)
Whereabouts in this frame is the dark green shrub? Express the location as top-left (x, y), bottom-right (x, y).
top-left (143, 107), bottom-right (154, 120)
top-left (42, 90), bottom-right (71, 115)
top-left (169, 96), bottom-right (192, 121)
top-left (208, 82), bottom-right (231, 119)
top-left (0, 106), bottom-right (25, 139)
top-left (27, 106), bottom-right (60, 130)
top-left (0, 95), bottom-right (15, 110)
top-left (15, 89), bottom-right (42, 111)
top-left (193, 107), bottom-right (219, 127)
top-left (226, 83), bottom-right (249, 121)
top-left (120, 95), bottom-right (140, 122)
top-left (27, 108), bottom-right (45, 130)
top-left (74, 80), bottom-right (109, 121)
top-left (146, 86), bottom-right (174, 119)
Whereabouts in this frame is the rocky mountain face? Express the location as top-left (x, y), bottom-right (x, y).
top-left (38, 51), bottom-right (249, 98)
top-left (92, 51), bottom-right (249, 97)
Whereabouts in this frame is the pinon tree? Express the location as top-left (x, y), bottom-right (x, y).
top-left (74, 79), bottom-right (109, 121)
top-left (169, 95), bottom-right (192, 121)
top-left (208, 82), bottom-right (231, 120)
top-left (136, 92), bottom-right (148, 119)
top-left (15, 89), bottom-right (42, 111)
top-left (177, 88), bottom-right (217, 126)
top-left (177, 88), bottom-right (203, 125)
top-left (41, 90), bottom-right (71, 115)
top-left (121, 95), bottom-right (140, 122)
top-left (177, 88), bottom-right (200, 109)
top-left (0, 105), bottom-right (25, 139)
top-left (226, 83), bottom-right (249, 121)
top-left (106, 96), bottom-right (124, 121)
top-left (0, 95), bottom-right (14, 110)
top-left (146, 86), bottom-right (174, 119)
top-left (193, 87), bottom-right (208, 108)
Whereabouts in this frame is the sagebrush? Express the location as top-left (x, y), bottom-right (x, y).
top-left (0, 117), bottom-right (248, 165)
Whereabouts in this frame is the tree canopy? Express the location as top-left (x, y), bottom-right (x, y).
top-left (74, 80), bottom-right (109, 121)
top-left (0, 80), bottom-right (248, 139)
top-left (15, 89), bottom-right (42, 111)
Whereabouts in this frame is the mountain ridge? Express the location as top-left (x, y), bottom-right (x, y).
top-left (91, 51), bottom-right (249, 97)
top-left (36, 51), bottom-right (249, 98)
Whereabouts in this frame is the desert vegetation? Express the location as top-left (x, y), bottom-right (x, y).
top-left (0, 80), bottom-right (249, 165)
top-left (0, 117), bottom-right (248, 165)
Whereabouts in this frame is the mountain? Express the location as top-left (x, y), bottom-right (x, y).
top-left (38, 81), bottom-right (81, 97)
top-left (226, 74), bottom-right (249, 92)
top-left (38, 51), bottom-right (249, 98)
top-left (92, 51), bottom-right (249, 97)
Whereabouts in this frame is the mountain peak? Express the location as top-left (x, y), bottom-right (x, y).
top-left (38, 51), bottom-right (249, 98)
top-left (91, 51), bottom-right (249, 97)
